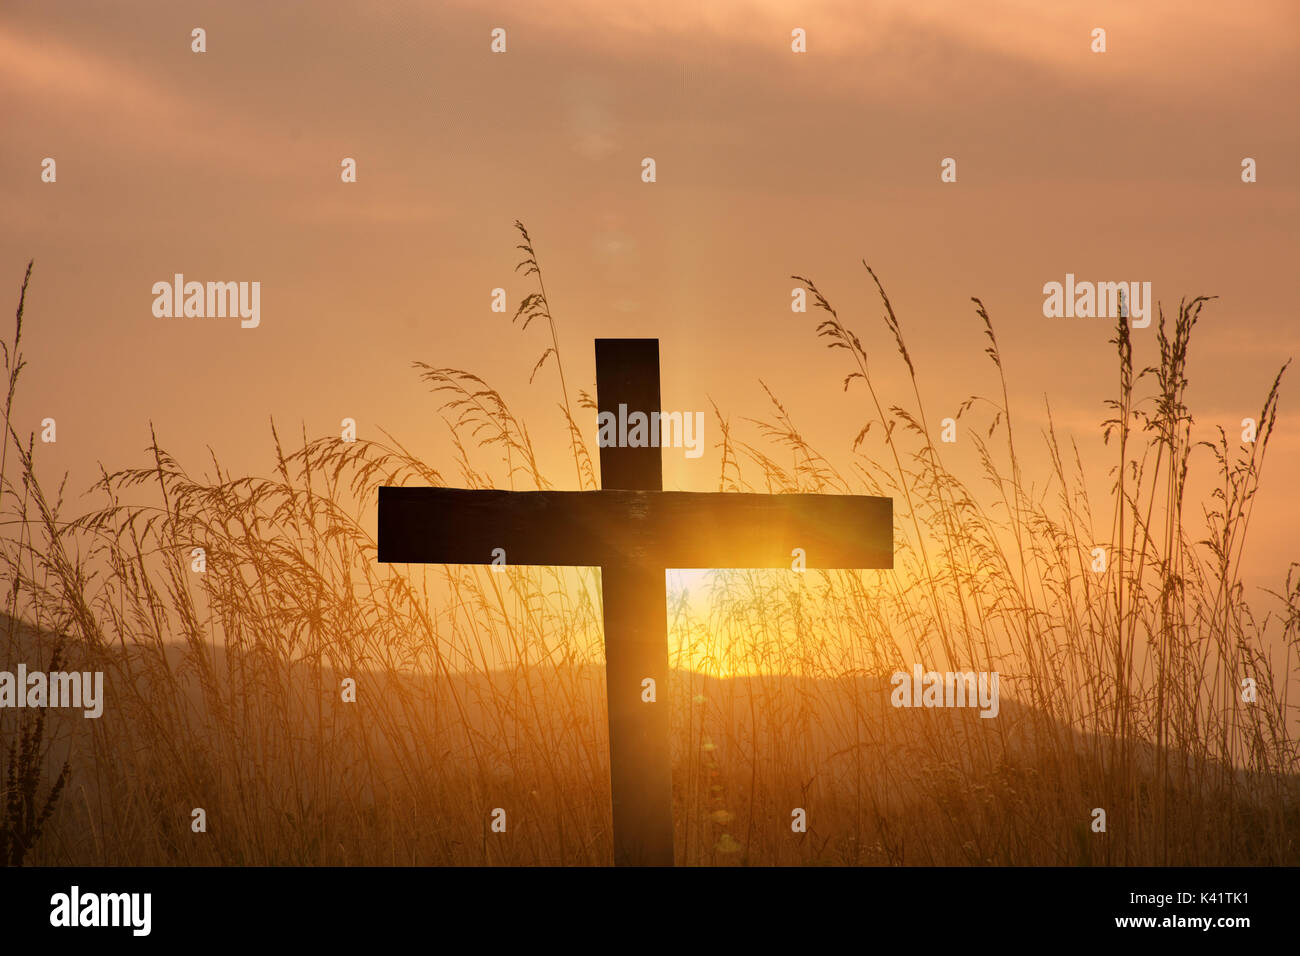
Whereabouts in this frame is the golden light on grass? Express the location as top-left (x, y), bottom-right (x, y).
top-left (1, 232), bottom-right (1296, 865)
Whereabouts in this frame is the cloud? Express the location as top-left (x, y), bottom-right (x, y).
top-left (439, 0), bottom-right (1299, 100)
top-left (0, 26), bottom-right (180, 115)
top-left (0, 24), bottom-right (327, 180)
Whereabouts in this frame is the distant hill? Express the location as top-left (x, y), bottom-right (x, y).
top-left (2, 612), bottom-right (1295, 865)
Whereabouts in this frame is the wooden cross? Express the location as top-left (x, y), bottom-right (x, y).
top-left (378, 339), bottom-right (892, 865)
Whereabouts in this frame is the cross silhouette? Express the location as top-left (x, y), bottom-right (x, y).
top-left (378, 338), bottom-right (893, 865)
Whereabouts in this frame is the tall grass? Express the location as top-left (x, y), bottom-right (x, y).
top-left (1, 229), bottom-right (1296, 866)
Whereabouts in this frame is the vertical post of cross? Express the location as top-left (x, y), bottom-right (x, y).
top-left (594, 338), bottom-right (676, 866)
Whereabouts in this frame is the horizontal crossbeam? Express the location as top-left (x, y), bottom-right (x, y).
top-left (378, 487), bottom-right (892, 570)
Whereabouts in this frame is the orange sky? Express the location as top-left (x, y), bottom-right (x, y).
top-left (2, 0), bottom-right (1297, 599)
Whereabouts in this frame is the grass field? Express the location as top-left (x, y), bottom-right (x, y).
top-left (2, 227), bottom-right (1296, 865)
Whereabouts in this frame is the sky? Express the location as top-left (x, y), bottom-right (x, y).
top-left (1, 0), bottom-right (1297, 600)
